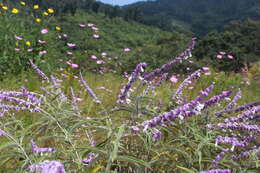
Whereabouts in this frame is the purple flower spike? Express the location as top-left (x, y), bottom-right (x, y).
top-left (31, 140), bottom-right (56, 154)
top-left (117, 63), bottom-right (147, 104)
top-left (173, 69), bottom-right (202, 100)
top-left (29, 160), bottom-right (66, 173)
top-left (216, 122), bottom-right (260, 133)
top-left (143, 38), bottom-right (196, 81)
top-left (224, 106), bottom-right (260, 123)
top-left (198, 169), bottom-right (231, 173)
top-left (0, 129), bottom-right (5, 136)
top-left (29, 59), bottom-right (49, 82)
top-left (79, 72), bottom-right (101, 104)
top-left (203, 90), bottom-right (232, 110)
top-left (82, 153), bottom-right (97, 165)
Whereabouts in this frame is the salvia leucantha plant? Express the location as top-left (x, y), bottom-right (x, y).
top-left (0, 37), bottom-right (259, 173)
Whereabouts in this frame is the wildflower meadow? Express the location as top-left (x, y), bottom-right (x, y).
top-left (0, 1), bottom-right (259, 173)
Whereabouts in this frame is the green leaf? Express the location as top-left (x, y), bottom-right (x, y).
top-left (176, 166), bottom-right (195, 173)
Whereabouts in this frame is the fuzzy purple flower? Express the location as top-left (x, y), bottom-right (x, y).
top-left (79, 72), bottom-right (101, 104)
top-left (203, 91), bottom-right (232, 110)
top-left (117, 63), bottom-right (147, 104)
top-left (211, 148), bottom-right (229, 167)
top-left (224, 106), bottom-right (260, 123)
top-left (29, 59), bottom-right (49, 82)
top-left (198, 169), bottom-right (231, 173)
top-left (143, 38), bottom-right (196, 81)
top-left (173, 69), bottom-right (201, 100)
top-left (31, 140), bottom-right (56, 154)
top-left (215, 122), bottom-right (260, 133)
top-left (29, 160), bottom-right (66, 173)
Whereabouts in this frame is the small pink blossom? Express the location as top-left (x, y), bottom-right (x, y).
top-left (73, 75), bottom-right (78, 79)
top-left (202, 66), bottom-right (209, 71)
top-left (91, 27), bottom-right (99, 31)
top-left (216, 55), bottom-right (223, 59)
top-left (227, 55), bottom-right (234, 59)
top-left (67, 43), bottom-right (76, 47)
top-left (91, 55), bottom-right (97, 59)
top-left (101, 52), bottom-right (107, 57)
top-left (38, 40), bottom-right (46, 44)
top-left (96, 60), bottom-right (104, 64)
top-left (27, 48), bottom-right (33, 52)
top-left (204, 72), bottom-right (211, 76)
top-left (14, 35), bottom-right (23, 40)
top-left (188, 60), bottom-right (193, 63)
top-left (219, 51), bottom-right (226, 55)
top-left (124, 48), bottom-right (131, 52)
top-left (93, 34), bottom-right (100, 38)
top-left (14, 48), bottom-right (20, 52)
top-left (71, 64), bottom-right (79, 68)
top-left (39, 50), bottom-right (47, 56)
top-left (87, 23), bottom-right (94, 27)
top-left (41, 29), bottom-right (49, 34)
top-left (63, 34), bottom-right (68, 38)
top-left (79, 24), bottom-right (86, 27)
top-left (170, 75), bottom-right (178, 83)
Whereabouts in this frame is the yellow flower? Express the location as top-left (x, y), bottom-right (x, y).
top-left (11, 8), bottom-right (19, 14)
top-left (20, 1), bottom-right (26, 6)
top-left (33, 5), bottom-right (39, 9)
top-left (15, 41), bottom-right (19, 46)
top-left (25, 41), bottom-right (31, 46)
top-left (2, 6), bottom-right (8, 10)
top-left (47, 8), bottom-right (54, 13)
top-left (55, 26), bottom-right (61, 31)
top-left (35, 18), bottom-right (41, 22)
top-left (43, 11), bottom-right (48, 16)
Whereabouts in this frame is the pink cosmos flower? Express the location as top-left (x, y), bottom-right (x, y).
top-left (14, 48), bottom-right (20, 52)
top-left (71, 64), bottom-right (79, 68)
top-left (73, 75), bottom-right (78, 79)
top-left (170, 75), bottom-right (178, 83)
top-left (219, 51), bottom-right (226, 55)
top-left (38, 40), bottom-right (46, 44)
top-left (67, 43), bottom-right (76, 47)
top-left (91, 55), bottom-right (97, 59)
top-left (216, 55), bottom-right (223, 59)
top-left (124, 48), bottom-right (131, 52)
top-left (204, 72), bottom-right (211, 76)
top-left (41, 29), bottom-right (49, 34)
top-left (39, 50), bottom-right (47, 56)
top-left (227, 55), bottom-right (234, 59)
top-left (93, 34), bottom-right (100, 38)
top-left (63, 34), bottom-right (68, 38)
top-left (202, 66), bottom-right (209, 71)
top-left (79, 24), bottom-right (86, 27)
top-left (96, 60), bottom-right (104, 64)
top-left (87, 23), bottom-right (94, 27)
top-left (91, 27), bottom-right (99, 31)
top-left (14, 35), bottom-right (23, 40)
top-left (101, 52), bottom-right (107, 57)
top-left (27, 48), bottom-right (33, 52)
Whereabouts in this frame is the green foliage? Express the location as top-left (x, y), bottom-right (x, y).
top-left (194, 19), bottom-right (260, 71)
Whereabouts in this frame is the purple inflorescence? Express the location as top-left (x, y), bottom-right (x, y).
top-left (29, 59), bottom-right (49, 82)
top-left (223, 88), bottom-right (241, 111)
top-left (117, 63), bottom-right (147, 104)
top-left (216, 100), bottom-right (260, 116)
top-left (0, 88), bottom-right (42, 116)
top-left (0, 129), bottom-right (5, 136)
top-left (70, 87), bottom-right (80, 113)
top-left (224, 106), bottom-right (260, 123)
top-left (173, 69), bottom-right (202, 100)
top-left (215, 136), bottom-right (253, 150)
top-left (215, 122), bottom-right (260, 133)
top-left (142, 83), bottom-right (214, 130)
top-left (79, 72), bottom-right (101, 104)
top-left (82, 140), bottom-right (97, 165)
top-left (211, 148), bottom-right (229, 167)
top-left (198, 169), bottom-right (232, 173)
top-left (231, 146), bottom-right (260, 160)
top-left (29, 160), bottom-right (66, 173)
top-left (31, 140), bottom-right (56, 154)
top-left (143, 38), bottom-right (197, 81)
top-left (203, 90), bottom-right (232, 110)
